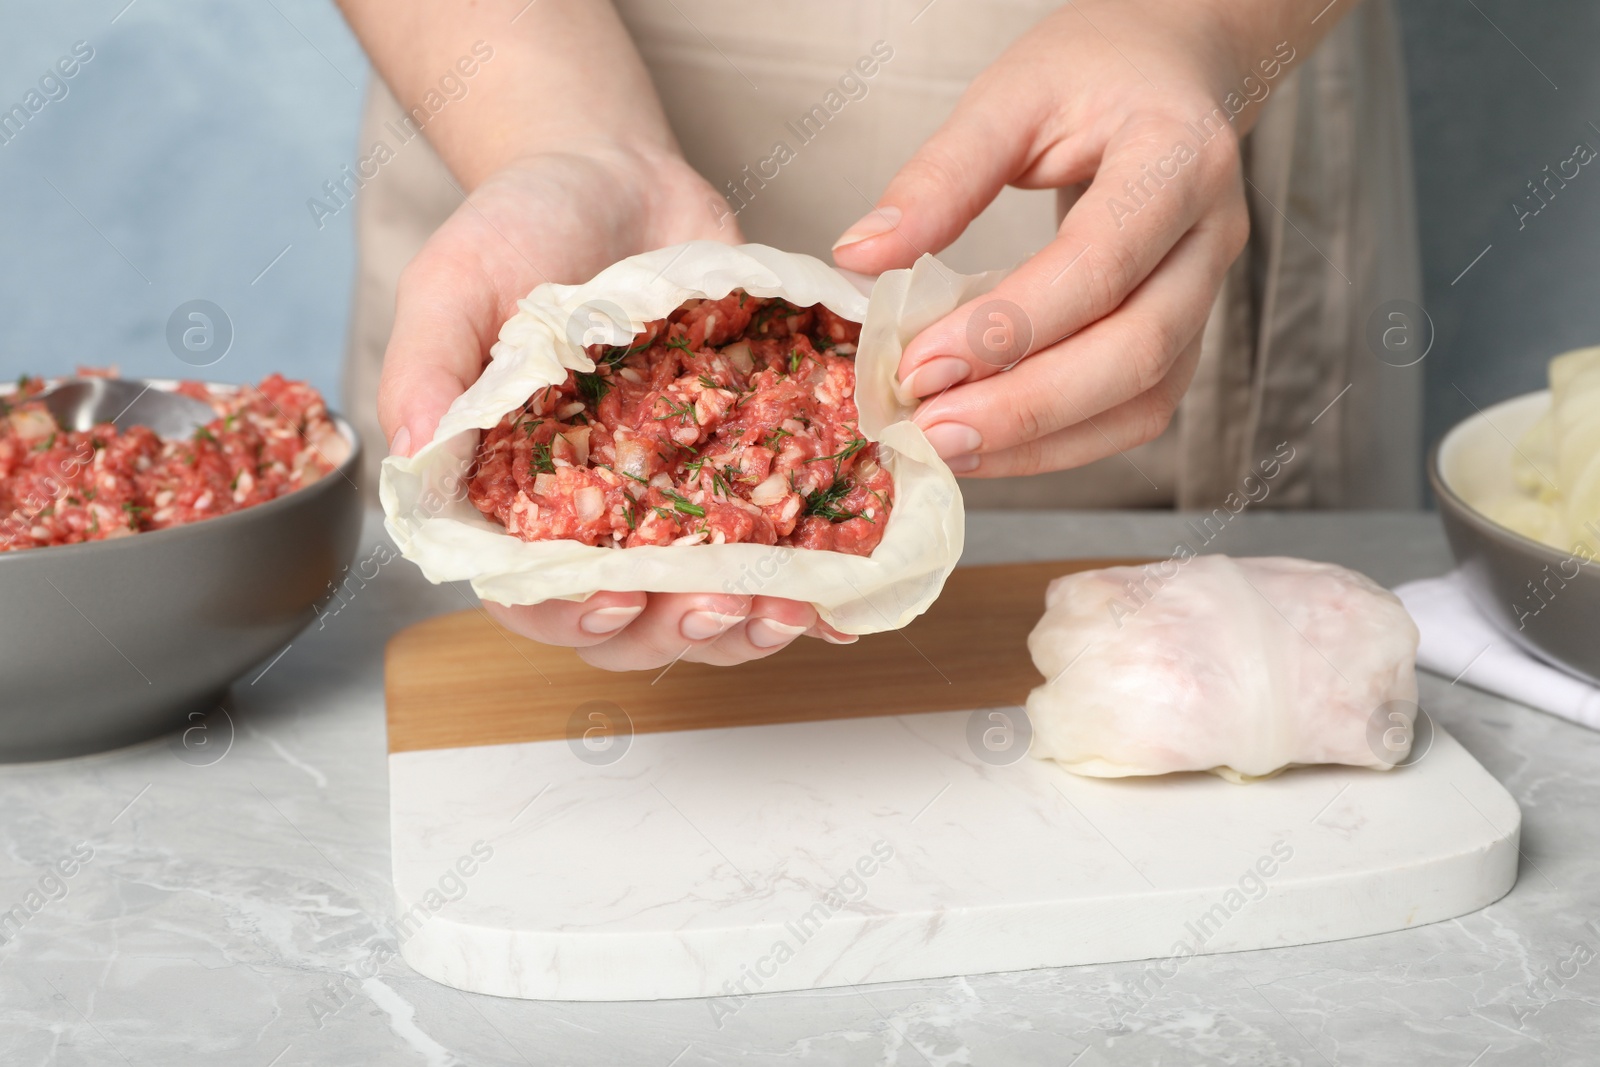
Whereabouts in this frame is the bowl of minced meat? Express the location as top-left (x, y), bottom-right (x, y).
top-left (0, 373), bottom-right (362, 761)
top-left (469, 290), bottom-right (893, 558)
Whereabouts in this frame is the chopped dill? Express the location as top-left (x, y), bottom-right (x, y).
top-left (682, 459), bottom-right (732, 498)
top-left (575, 372), bottom-right (611, 405)
top-left (530, 441), bottom-right (556, 474)
top-left (600, 340), bottom-right (650, 367)
top-left (662, 490), bottom-right (705, 517)
top-left (750, 301), bottom-right (793, 334)
top-left (809, 437), bottom-right (867, 467)
top-left (652, 396), bottom-right (695, 423)
top-left (803, 478), bottom-right (860, 522)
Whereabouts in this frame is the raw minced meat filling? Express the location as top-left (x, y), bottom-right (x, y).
top-left (468, 290), bottom-right (893, 556)
top-left (0, 373), bottom-right (341, 552)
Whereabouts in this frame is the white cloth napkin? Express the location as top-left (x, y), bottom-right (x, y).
top-left (1394, 570), bottom-right (1600, 730)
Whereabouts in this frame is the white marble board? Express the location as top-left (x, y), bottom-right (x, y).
top-left (388, 708), bottom-right (1520, 1002)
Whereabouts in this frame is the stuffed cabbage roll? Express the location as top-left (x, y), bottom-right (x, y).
top-left (1025, 555), bottom-right (1421, 782)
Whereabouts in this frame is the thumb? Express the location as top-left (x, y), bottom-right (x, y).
top-left (830, 109), bottom-right (1029, 274)
top-left (379, 362), bottom-right (466, 460)
top-left (377, 255), bottom-right (498, 458)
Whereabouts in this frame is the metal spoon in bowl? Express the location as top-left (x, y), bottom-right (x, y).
top-left (36, 378), bottom-right (218, 439)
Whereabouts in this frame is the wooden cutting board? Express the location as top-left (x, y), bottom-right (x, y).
top-left (386, 558), bottom-right (1131, 754)
top-left (383, 559), bottom-right (1521, 1003)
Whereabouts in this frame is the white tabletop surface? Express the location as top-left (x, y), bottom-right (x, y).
top-left (2, 509), bottom-right (1594, 1066)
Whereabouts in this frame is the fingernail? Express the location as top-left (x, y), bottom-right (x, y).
top-left (819, 630), bottom-right (859, 645)
top-left (921, 422), bottom-right (983, 458)
top-left (389, 425), bottom-right (412, 458)
top-left (831, 205), bottom-right (902, 251)
top-left (682, 610), bottom-right (747, 641)
top-left (900, 356), bottom-right (971, 398)
top-left (747, 618), bottom-right (808, 649)
top-left (944, 454), bottom-right (981, 473)
top-left (579, 604), bottom-right (644, 635)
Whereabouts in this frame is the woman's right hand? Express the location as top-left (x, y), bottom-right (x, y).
top-left (378, 145), bottom-right (853, 670)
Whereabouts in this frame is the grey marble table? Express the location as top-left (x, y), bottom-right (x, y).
top-left (2, 510), bottom-right (1595, 1066)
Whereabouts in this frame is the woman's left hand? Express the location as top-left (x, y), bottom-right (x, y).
top-left (831, 0), bottom-right (1313, 476)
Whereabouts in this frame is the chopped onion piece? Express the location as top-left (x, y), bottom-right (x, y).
top-left (723, 340), bottom-right (754, 373)
top-left (749, 471), bottom-right (789, 506)
top-left (566, 425), bottom-right (592, 466)
top-left (615, 435), bottom-right (653, 480)
top-left (574, 486), bottom-right (605, 522)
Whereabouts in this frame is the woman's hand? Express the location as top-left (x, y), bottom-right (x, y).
top-left (831, 0), bottom-right (1320, 477)
top-left (379, 146), bottom-right (853, 669)
top-left (344, 0), bottom-right (854, 669)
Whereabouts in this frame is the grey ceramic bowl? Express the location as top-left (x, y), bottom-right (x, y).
top-left (0, 383), bottom-right (363, 761)
top-left (1429, 388), bottom-right (1600, 684)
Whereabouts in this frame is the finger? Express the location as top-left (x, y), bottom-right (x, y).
top-left (576, 592), bottom-right (753, 672)
top-left (481, 590), bottom-right (650, 648)
top-left (830, 96), bottom-right (1038, 275)
top-left (912, 219), bottom-right (1231, 458)
top-left (897, 116), bottom-right (1245, 399)
top-left (952, 331), bottom-right (1203, 479)
top-left (684, 596), bottom-right (818, 666)
top-left (377, 244), bottom-right (501, 456)
top-left (805, 619), bottom-right (859, 646)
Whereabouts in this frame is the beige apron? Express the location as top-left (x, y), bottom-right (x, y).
top-left (343, 0), bottom-right (1422, 511)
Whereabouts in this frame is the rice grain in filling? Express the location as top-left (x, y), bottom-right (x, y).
top-left (467, 290), bottom-right (894, 556)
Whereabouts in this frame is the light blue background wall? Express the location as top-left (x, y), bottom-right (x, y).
top-left (1, 1), bottom-right (1595, 495)
top-left (0, 0), bottom-right (366, 401)
top-left (1396, 0), bottom-right (1600, 456)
